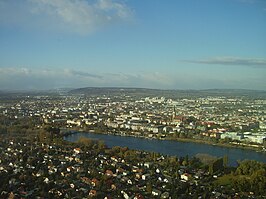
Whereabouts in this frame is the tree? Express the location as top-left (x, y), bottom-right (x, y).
top-left (223, 155), bottom-right (228, 168)
top-left (250, 169), bottom-right (266, 195)
top-left (209, 158), bottom-right (223, 174)
top-left (231, 160), bottom-right (266, 196)
top-left (182, 155), bottom-right (189, 166)
top-left (44, 126), bottom-right (60, 135)
top-left (236, 160), bottom-right (265, 175)
top-left (98, 140), bottom-right (106, 150)
top-left (146, 183), bottom-right (152, 193)
top-left (77, 137), bottom-right (95, 149)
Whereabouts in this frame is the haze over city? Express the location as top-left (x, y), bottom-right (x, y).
top-left (0, 0), bottom-right (266, 90)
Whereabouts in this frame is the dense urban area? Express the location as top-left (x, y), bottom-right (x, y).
top-left (0, 88), bottom-right (266, 198)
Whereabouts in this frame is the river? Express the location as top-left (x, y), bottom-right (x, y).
top-left (64, 132), bottom-right (266, 167)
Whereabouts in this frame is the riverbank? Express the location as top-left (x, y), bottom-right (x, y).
top-left (62, 127), bottom-right (266, 154)
top-left (165, 137), bottom-right (265, 152)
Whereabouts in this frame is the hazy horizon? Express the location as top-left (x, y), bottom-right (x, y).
top-left (1, 86), bottom-right (266, 93)
top-left (0, 0), bottom-right (266, 90)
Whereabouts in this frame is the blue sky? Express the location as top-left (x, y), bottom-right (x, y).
top-left (0, 0), bottom-right (266, 90)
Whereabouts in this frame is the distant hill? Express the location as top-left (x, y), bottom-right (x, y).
top-left (1, 87), bottom-right (265, 99)
top-left (68, 87), bottom-right (266, 99)
top-left (68, 87), bottom-right (164, 96)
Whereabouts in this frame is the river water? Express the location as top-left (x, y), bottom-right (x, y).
top-left (64, 132), bottom-right (266, 167)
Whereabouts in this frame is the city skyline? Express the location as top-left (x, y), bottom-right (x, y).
top-left (0, 0), bottom-right (266, 90)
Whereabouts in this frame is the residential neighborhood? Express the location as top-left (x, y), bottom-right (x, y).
top-left (0, 136), bottom-right (222, 198)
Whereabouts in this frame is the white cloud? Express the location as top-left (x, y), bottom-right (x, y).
top-left (0, 0), bottom-right (133, 34)
top-left (30, 0), bottom-right (133, 34)
top-left (96, 0), bottom-right (131, 18)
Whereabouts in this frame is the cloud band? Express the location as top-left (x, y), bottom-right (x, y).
top-left (184, 57), bottom-right (266, 68)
